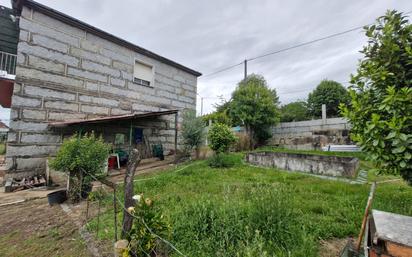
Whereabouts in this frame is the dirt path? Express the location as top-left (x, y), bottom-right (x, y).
top-left (0, 198), bottom-right (91, 257)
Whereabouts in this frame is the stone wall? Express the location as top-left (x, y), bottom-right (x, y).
top-left (6, 6), bottom-right (197, 178)
top-left (269, 118), bottom-right (351, 150)
top-left (245, 151), bottom-right (359, 178)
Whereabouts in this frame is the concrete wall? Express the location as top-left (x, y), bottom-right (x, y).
top-left (269, 118), bottom-right (351, 150)
top-left (6, 6), bottom-right (197, 178)
top-left (245, 151), bottom-right (359, 178)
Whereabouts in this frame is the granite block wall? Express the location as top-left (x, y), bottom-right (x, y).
top-left (6, 6), bottom-right (197, 178)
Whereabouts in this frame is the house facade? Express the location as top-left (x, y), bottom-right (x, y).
top-left (3, 0), bottom-right (201, 179)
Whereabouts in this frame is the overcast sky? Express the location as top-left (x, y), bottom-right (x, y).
top-left (0, 0), bottom-right (411, 123)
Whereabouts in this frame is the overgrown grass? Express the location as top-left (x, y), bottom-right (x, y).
top-left (254, 146), bottom-right (366, 160)
top-left (88, 153), bottom-right (412, 256)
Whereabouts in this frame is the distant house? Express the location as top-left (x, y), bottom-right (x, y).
top-left (1, 0), bottom-right (201, 179)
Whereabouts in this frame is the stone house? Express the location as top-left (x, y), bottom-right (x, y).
top-left (1, 0), bottom-right (201, 179)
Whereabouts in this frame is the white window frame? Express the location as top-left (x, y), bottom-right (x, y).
top-left (133, 58), bottom-right (155, 88)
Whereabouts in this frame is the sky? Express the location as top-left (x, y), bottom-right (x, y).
top-left (0, 0), bottom-right (411, 123)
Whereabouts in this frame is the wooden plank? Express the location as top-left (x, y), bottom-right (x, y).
top-left (386, 242), bottom-right (412, 257)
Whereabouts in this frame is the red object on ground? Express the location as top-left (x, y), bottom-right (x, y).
top-left (108, 156), bottom-right (117, 169)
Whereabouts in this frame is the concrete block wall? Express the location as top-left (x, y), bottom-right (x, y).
top-left (269, 118), bottom-right (352, 150)
top-left (6, 6), bottom-right (197, 178)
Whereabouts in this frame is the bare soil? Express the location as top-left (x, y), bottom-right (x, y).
top-left (319, 238), bottom-right (349, 257)
top-left (0, 198), bottom-right (91, 257)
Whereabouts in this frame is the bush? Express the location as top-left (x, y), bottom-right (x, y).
top-left (0, 143), bottom-right (5, 155)
top-left (208, 123), bottom-right (237, 154)
top-left (207, 153), bottom-right (241, 168)
top-left (126, 194), bottom-right (170, 256)
top-left (233, 133), bottom-right (251, 152)
top-left (181, 110), bottom-right (206, 157)
top-left (341, 10), bottom-right (412, 184)
top-left (49, 132), bottom-right (110, 202)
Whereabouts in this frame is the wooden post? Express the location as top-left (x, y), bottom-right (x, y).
top-left (121, 149), bottom-right (141, 239)
top-left (355, 182), bottom-right (376, 252)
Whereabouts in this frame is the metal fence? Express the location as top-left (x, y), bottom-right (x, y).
top-left (0, 51), bottom-right (17, 76)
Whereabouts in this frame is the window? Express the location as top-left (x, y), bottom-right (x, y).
top-left (133, 61), bottom-right (153, 88)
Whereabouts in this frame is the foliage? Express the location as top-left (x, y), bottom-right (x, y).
top-left (207, 153), bottom-right (241, 168)
top-left (89, 153), bottom-right (412, 256)
top-left (230, 74), bottom-right (280, 146)
top-left (233, 133), bottom-right (251, 152)
top-left (208, 123), bottom-right (237, 154)
top-left (280, 101), bottom-right (309, 122)
top-left (49, 133), bottom-right (110, 202)
top-left (307, 80), bottom-right (349, 118)
top-left (0, 143), bottom-right (5, 155)
top-left (126, 195), bottom-right (170, 257)
top-left (202, 111), bottom-right (232, 126)
top-left (181, 110), bottom-right (206, 156)
top-left (341, 10), bottom-right (412, 185)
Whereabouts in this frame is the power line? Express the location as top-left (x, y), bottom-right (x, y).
top-left (200, 9), bottom-right (412, 79)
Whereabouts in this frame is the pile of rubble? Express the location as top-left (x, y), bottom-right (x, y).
top-left (5, 175), bottom-right (47, 193)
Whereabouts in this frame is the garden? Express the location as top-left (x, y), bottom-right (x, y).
top-left (86, 150), bottom-right (412, 257)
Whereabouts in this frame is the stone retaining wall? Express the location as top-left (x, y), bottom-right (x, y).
top-left (269, 118), bottom-right (352, 150)
top-left (6, 6), bottom-right (197, 178)
top-left (245, 151), bottom-right (359, 178)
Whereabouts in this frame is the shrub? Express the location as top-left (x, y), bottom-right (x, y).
top-left (233, 133), bottom-right (251, 152)
top-left (208, 123), bottom-right (237, 154)
top-left (341, 10), bottom-right (412, 185)
top-left (181, 110), bottom-right (206, 157)
top-left (49, 132), bottom-right (110, 202)
top-left (0, 143), bottom-right (5, 155)
top-left (207, 153), bottom-right (241, 168)
top-left (126, 194), bottom-right (170, 256)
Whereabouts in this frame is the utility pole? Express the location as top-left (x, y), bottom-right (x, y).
top-left (244, 59), bottom-right (247, 80)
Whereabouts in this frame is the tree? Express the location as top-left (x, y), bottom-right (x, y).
top-left (280, 101), bottom-right (309, 122)
top-left (181, 110), bottom-right (206, 157)
top-left (229, 74), bottom-right (280, 146)
top-left (341, 10), bottom-right (412, 185)
top-left (307, 80), bottom-right (349, 118)
top-left (49, 133), bottom-right (110, 202)
top-left (208, 123), bottom-right (237, 154)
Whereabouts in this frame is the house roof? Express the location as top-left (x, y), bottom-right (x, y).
top-left (0, 121), bottom-right (9, 129)
top-left (0, 5), bottom-right (19, 54)
top-left (11, 0), bottom-right (202, 77)
top-left (48, 110), bottom-right (178, 128)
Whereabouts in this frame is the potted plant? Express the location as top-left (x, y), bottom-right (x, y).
top-left (49, 132), bottom-right (110, 203)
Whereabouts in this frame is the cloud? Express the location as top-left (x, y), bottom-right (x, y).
top-left (0, 0), bottom-right (411, 116)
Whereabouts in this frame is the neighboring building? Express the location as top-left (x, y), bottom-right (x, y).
top-left (2, 0), bottom-right (201, 179)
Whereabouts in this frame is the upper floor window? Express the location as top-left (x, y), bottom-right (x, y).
top-left (133, 61), bottom-right (153, 88)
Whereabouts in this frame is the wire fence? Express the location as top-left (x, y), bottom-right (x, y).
top-left (80, 168), bottom-right (187, 257)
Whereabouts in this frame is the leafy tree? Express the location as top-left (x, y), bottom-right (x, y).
top-left (181, 110), bottom-right (206, 157)
top-left (229, 74), bottom-right (280, 146)
top-left (341, 10), bottom-right (412, 184)
top-left (280, 101), bottom-right (309, 122)
top-left (208, 123), bottom-right (237, 154)
top-left (307, 80), bottom-right (349, 118)
top-left (49, 133), bottom-right (110, 202)
top-left (202, 111), bottom-right (232, 126)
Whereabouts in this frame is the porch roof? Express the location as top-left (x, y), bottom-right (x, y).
top-left (48, 110), bottom-right (178, 128)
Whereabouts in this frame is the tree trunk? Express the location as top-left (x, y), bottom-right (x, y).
top-left (245, 125), bottom-right (254, 150)
top-left (121, 149), bottom-right (141, 239)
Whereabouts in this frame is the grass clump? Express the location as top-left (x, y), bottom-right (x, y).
top-left (207, 153), bottom-right (242, 168)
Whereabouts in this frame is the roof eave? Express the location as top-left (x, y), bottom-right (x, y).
top-left (11, 0), bottom-right (202, 77)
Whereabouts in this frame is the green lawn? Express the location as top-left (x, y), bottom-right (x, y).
top-left (88, 153), bottom-right (412, 257)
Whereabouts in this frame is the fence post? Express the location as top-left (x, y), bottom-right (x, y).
top-left (321, 104), bottom-right (327, 124)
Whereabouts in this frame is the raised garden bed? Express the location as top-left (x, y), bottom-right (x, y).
top-left (245, 151), bottom-right (359, 178)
